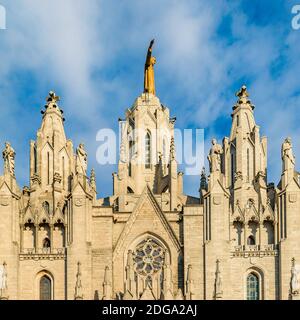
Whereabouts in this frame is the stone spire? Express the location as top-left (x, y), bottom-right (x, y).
top-left (74, 261), bottom-right (83, 300)
top-left (31, 90), bottom-right (74, 191)
top-left (281, 137), bottom-right (295, 188)
top-left (186, 264), bottom-right (193, 300)
top-left (214, 259), bottom-right (223, 299)
top-left (162, 250), bottom-right (173, 299)
top-left (90, 168), bottom-right (96, 190)
top-left (124, 250), bottom-right (136, 297)
top-left (200, 167), bottom-right (207, 190)
top-left (40, 91), bottom-right (66, 141)
top-left (199, 167), bottom-right (207, 204)
top-left (169, 136), bottom-right (178, 210)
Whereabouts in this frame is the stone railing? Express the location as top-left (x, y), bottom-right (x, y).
top-left (232, 244), bottom-right (278, 257)
top-left (19, 247), bottom-right (66, 260)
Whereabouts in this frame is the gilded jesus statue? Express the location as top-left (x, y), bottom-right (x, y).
top-left (144, 39), bottom-right (156, 95)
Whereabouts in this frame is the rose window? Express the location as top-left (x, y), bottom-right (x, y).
top-left (133, 238), bottom-right (165, 276)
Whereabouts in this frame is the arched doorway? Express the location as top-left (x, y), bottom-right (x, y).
top-left (40, 275), bottom-right (52, 300)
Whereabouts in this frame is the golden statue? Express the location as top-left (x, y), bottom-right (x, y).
top-left (144, 39), bottom-right (156, 95)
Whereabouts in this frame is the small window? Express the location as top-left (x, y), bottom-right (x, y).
top-left (145, 132), bottom-right (151, 169)
top-left (247, 235), bottom-right (255, 245)
top-left (43, 238), bottom-right (51, 248)
top-left (127, 187), bottom-right (134, 194)
top-left (43, 201), bottom-right (50, 215)
top-left (247, 273), bottom-right (259, 300)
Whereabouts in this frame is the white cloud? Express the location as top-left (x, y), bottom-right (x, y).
top-left (0, 0), bottom-right (299, 196)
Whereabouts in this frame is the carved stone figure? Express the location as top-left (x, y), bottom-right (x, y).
top-left (2, 142), bottom-right (15, 176)
top-left (76, 143), bottom-right (87, 175)
top-left (208, 139), bottom-right (223, 172)
top-left (0, 262), bottom-right (8, 299)
top-left (291, 258), bottom-right (300, 295)
top-left (144, 39), bottom-right (156, 95)
top-left (282, 137), bottom-right (295, 171)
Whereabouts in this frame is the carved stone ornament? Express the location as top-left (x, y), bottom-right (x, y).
top-left (0, 197), bottom-right (9, 206)
top-left (213, 196), bottom-right (221, 205)
top-left (289, 194), bottom-right (297, 203)
top-left (74, 198), bottom-right (84, 207)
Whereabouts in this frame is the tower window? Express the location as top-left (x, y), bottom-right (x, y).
top-left (47, 152), bottom-right (50, 185)
top-left (40, 275), bottom-right (52, 300)
top-left (237, 115), bottom-right (239, 127)
top-left (247, 235), bottom-right (255, 245)
top-left (247, 273), bottom-right (259, 300)
top-left (34, 145), bottom-right (37, 173)
top-left (43, 201), bottom-right (50, 215)
top-left (247, 148), bottom-right (250, 182)
top-left (145, 132), bottom-right (151, 169)
top-left (43, 237), bottom-right (51, 248)
top-left (62, 156), bottom-right (65, 189)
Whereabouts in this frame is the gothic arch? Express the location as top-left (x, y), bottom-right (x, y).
top-left (35, 270), bottom-right (54, 300)
top-left (244, 267), bottom-right (264, 300)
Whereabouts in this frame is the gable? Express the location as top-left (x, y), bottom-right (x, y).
top-left (113, 186), bottom-right (181, 259)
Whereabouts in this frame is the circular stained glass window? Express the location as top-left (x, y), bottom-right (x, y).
top-left (133, 238), bottom-right (165, 276)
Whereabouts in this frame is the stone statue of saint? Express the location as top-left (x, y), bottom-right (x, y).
top-left (291, 258), bottom-right (300, 295)
top-left (282, 137), bottom-right (295, 171)
top-left (2, 142), bottom-right (15, 176)
top-left (144, 39), bottom-right (156, 95)
top-left (76, 143), bottom-right (87, 175)
top-left (0, 262), bottom-right (7, 298)
top-left (208, 139), bottom-right (223, 173)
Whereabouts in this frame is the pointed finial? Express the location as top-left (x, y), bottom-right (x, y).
top-left (187, 264), bottom-right (192, 282)
top-left (236, 85), bottom-right (248, 99)
top-left (90, 168), bottom-right (96, 183)
top-left (170, 137), bottom-right (176, 161)
top-left (201, 167), bottom-right (206, 179)
top-left (214, 259), bottom-right (223, 299)
top-left (47, 91), bottom-right (60, 103)
top-left (233, 85), bottom-right (254, 110)
top-left (74, 261), bottom-right (83, 300)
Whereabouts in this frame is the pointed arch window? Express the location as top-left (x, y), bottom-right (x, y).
top-left (34, 144), bottom-right (37, 173)
top-left (62, 156), bottom-right (65, 189)
top-left (43, 201), bottom-right (50, 215)
top-left (247, 235), bottom-right (255, 245)
top-left (145, 132), bottom-right (151, 169)
top-left (247, 273), bottom-right (259, 300)
top-left (47, 152), bottom-right (50, 185)
top-left (43, 237), bottom-right (51, 249)
top-left (247, 148), bottom-right (250, 182)
top-left (40, 275), bottom-right (52, 300)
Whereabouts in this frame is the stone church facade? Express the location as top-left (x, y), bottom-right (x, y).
top-left (1, 51), bottom-right (300, 300)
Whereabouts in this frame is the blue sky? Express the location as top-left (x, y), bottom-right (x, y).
top-left (0, 0), bottom-right (299, 197)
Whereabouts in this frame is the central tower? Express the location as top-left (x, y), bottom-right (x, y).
top-left (112, 40), bottom-right (183, 212)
